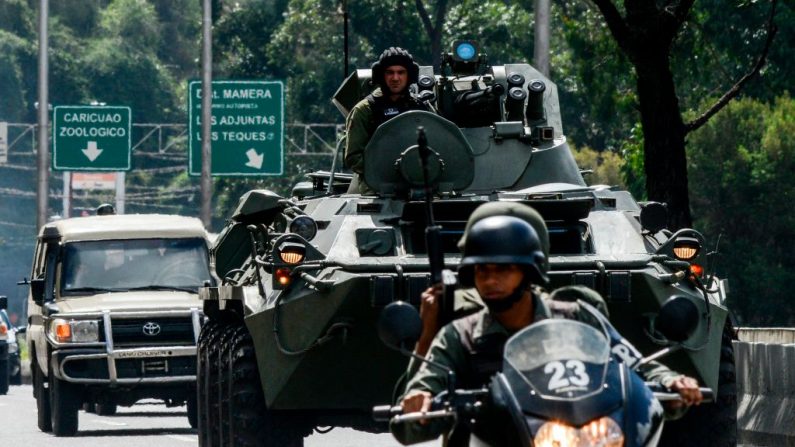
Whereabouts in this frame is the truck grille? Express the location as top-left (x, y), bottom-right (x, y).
top-left (109, 317), bottom-right (195, 347)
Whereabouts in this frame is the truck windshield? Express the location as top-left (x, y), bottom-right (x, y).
top-left (61, 238), bottom-right (211, 294)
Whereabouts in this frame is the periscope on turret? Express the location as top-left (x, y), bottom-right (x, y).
top-left (194, 40), bottom-right (736, 445)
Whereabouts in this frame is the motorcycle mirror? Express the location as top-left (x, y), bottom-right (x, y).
top-left (377, 301), bottom-right (422, 351)
top-left (655, 296), bottom-right (699, 342)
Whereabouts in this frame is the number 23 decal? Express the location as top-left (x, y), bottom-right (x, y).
top-left (543, 360), bottom-right (590, 391)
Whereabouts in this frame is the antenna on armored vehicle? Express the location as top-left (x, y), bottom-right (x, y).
top-left (417, 127), bottom-right (456, 324)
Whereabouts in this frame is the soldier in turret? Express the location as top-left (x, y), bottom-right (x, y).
top-left (344, 47), bottom-right (428, 194)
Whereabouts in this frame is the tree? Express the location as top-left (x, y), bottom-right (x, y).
top-left (588, 0), bottom-right (778, 229)
top-left (688, 94), bottom-right (795, 324)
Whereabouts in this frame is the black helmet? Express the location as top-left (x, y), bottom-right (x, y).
top-left (371, 47), bottom-right (420, 92)
top-left (458, 215), bottom-right (548, 287)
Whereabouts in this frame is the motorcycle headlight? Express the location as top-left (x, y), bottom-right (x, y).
top-left (534, 417), bottom-right (624, 447)
top-left (49, 318), bottom-right (100, 343)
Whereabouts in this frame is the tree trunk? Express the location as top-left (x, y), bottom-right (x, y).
top-left (635, 53), bottom-right (692, 229)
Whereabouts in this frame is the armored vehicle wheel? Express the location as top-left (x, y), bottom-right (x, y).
top-left (34, 362), bottom-right (52, 432)
top-left (198, 319), bottom-right (232, 445)
top-left (95, 401), bottom-right (117, 416)
top-left (0, 357), bottom-right (8, 395)
top-left (219, 325), bottom-right (245, 444)
top-left (198, 320), bottom-right (221, 445)
top-left (226, 324), bottom-right (304, 447)
top-left (197, 320), bottom-right (217, 445)
top-left (659, 322), bottom-right (737, 447)
top-left (50, 374), bottom-right (80, 436)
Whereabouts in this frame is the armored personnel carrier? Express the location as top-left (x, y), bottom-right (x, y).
top-left (198, 41), bottom-right (736, 446)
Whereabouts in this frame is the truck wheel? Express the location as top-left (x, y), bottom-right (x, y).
top-left (95, 402), bottom-right (117, 416)
top-left (50, 374), bottom-right (80, 436)
top-left (659, 322), bottom-right (737, 447)
top-left (187, 390), bottom-right (199, 429)
top-left (228, 326), bottom-right (304, 447)
top-left (34, 363), bottom-right (52, 432)
top-left (0, 357), bottom-right (9, 395)
top-left (11, 367), bottom-right (22, 385)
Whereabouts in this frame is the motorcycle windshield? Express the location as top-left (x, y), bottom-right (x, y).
top-left (503, 319), bottom-right (610, 398)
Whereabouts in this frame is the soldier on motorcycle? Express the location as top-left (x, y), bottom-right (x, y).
top-left (394, 203), bottom-right (703, 445)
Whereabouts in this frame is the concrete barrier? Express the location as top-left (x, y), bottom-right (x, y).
top-left (735, 329), bottom-right (795, 446)
top-left (737, 327), bottom-right (795, 344)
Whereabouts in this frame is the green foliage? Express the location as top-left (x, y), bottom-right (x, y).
top-left (554, 1), bottom-right (637, 152)
top-left (571, 145), bottom-right (626, 189)
top-left (444, 1), bottom-right (533, 63)
top-left (620, 123), bottom-right (646, 200)
top-left (688, 94), bottom-right (795, 324)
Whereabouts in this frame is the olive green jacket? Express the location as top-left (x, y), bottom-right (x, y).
top-left (393, 292), bottom-right (685, 445)
top-left (344, 91), bottom-right (379, 195)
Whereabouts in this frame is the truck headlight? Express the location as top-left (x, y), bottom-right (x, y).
top-left (534, 417), bottom-right (624, 447)
top-left (49, 319), bottom-right (100, 343)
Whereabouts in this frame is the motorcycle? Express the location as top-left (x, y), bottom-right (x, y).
top-left (373, 296), bottom-right (712, 446)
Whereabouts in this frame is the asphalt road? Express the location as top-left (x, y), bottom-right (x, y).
top-left (0, 385), bottom-right (435, 446)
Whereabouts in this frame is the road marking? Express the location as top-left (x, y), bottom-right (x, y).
top-left (92, 419), bottom-right (128, 426)
top-left (166, 434), bottom-right (196, 443)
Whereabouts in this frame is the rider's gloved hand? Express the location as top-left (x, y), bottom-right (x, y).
top-left (667, 375), bottom-right (704, 408)
top-left (401, 390), bottom-right (433, 425)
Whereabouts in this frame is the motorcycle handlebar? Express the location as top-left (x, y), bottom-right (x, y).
top-left (391, 409), bottom-right (457, 424)
top-left (372, 405), bottom-right (403, 422)
top-left (649, 386), bottom-right (714, 403)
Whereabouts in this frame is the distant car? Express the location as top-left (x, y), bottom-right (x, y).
top-left (0, 296), bottom-right (12, 394)
top-left (0, 308), bottom-right (22, 386)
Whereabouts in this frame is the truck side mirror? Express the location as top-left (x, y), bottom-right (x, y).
top-left (0, 296), bottom-right (6, 310)
top-left (30, 278), bottom-right (46, 305)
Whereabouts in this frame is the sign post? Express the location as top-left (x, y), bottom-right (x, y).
top-left (52, 105), bottom-right (131, 171)
top-left (188, 80), bottom-right (284, 176)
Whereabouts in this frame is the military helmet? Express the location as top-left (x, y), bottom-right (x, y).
top-left (458, 215), bottom-right (548, 287)
top-left (458, 202), bottom-right (550, 272)
top-left (371, 47), bottom-right (420, 91)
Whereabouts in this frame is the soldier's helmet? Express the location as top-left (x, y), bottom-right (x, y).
top-left (371, 47), bottom-right (420, 92)
top-left (457, 215), bottom-right (548, 287)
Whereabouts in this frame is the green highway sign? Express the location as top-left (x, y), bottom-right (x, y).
top-left (188, 80), bottom-right (284, 176)
top-left (52, 106), bottom-right (132, 171)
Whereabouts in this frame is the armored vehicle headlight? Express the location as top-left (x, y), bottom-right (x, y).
top-left (672, 236), bottom-right (700, 261)
top-left (278, 241), bottom-right (306, 265)
top-left (50, 318), bottom-right (100, 343)
top-left (534, 417), bottom-right (624, 447)
top-left (289, 216), bottom-right (318, 241)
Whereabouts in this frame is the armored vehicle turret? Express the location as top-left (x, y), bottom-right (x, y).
top-left (197, 41), bottom-right (737, 446)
